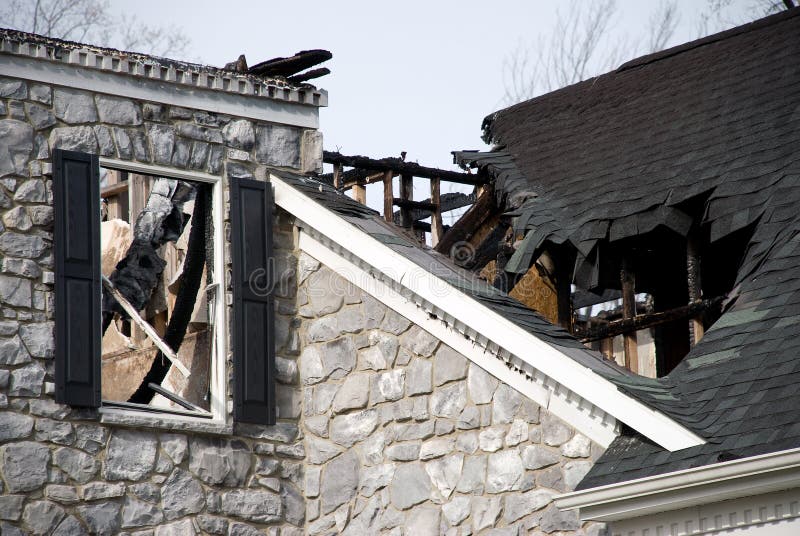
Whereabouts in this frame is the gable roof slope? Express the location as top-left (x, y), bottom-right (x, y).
top-left (473, 9), bottom-right (800, 487)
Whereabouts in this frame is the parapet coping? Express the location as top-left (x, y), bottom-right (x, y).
top-left (0, 28), bottom-right (328, 108)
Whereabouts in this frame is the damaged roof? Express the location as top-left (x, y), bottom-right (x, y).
top-left (272, 169), bottom-right (629, 377)
top-left (459, 9), bottom-right (800, 486)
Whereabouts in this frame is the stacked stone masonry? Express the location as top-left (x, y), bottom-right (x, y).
top-left (295, 256), bottom-right (606, 536)
top-left (0, 75), bottom-right (314, 535)
top-left (0, 70), bottom-right (605, 535)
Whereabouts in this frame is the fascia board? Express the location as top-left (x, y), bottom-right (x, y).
top-left (555, 447), bottom-right (800, 522)
top-left (271, 174), bottom-right (705, 452)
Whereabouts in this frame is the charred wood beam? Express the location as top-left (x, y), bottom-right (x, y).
top-left (249, 49), bottom-right (332, 78)
top-left (382, 171), bottom-right (394, 223)
top-left (393, 198), bottom-right (438, 212)
top-left (287, 67), bottom-right (331, 84)
top-left (323, 151), bottom-right (486, 185)
top-left (129, 185), bottom-right (209, 404)
top-left (430, 178), bottom-right (444, 247)
top-left (435, 188), bottom-right (496, 255)
top-left (687, 232), bottom-right (704, 345)
top-left (620, 257), bottom-right (638, 373)
top-left (392, 192), bottom-right (476, 223)
top-left (576, 297), bottom-right (723, 342)
top-left (318, 168), bottom-right (395, 188)
top-left (399, 174), bottom-right (413, 229)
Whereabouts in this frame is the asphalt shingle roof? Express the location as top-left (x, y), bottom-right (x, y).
top-left (460, 9), bottom-right (800, 487)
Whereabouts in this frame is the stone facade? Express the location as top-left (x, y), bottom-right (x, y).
top-left (294, 256), bottom-right (606, 535)
top-left (0, 75), bottom-right (312, 535)
top-left (1, 60), bottom-right (606, 536)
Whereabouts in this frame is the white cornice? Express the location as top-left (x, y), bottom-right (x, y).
top-left (555, 447), bottom-right (800, 522)
top-left (271, 174), bottom-right (706, 452)
top-left (0, 40), bottom-right (324, 128)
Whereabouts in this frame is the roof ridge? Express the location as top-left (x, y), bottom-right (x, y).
top-left (616, 7), bottom-right (800, 73)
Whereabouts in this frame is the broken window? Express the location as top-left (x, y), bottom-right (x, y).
top-left (54, 149), bottom-right (276, 425)
top-left (99, 167), bottom-right (217, 418)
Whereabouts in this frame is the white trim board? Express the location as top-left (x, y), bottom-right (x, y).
top-left (0, 54), bottom-right (321, 128)
top-left (300, 231), bottom-right (617, 446)
top-left (555, 447), bottom-right (800, 523)
top-left (273, 172), bottom-right (704, 451)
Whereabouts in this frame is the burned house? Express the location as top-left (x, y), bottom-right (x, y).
top-left (0, 7), bottom-right (798, 536)
top-left (444, 8), bottom-right (800, 536)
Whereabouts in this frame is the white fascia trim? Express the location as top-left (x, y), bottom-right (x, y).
top-left (272, 174), bottom-right (705, 451)
top-left (554, 447), bottom-right (800, 522)
top-left (300, 231), bottom-right (617, 447)
top-left (0, 54), bottom-right (320, 128)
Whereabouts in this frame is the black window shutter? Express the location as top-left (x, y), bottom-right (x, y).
top-left (231, 177), bottom-right (276, 425)
top-left (54, 149), bottom-right (101, 407)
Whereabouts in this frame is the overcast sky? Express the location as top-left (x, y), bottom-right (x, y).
top-left (106, 0), bottom-right (757, 210)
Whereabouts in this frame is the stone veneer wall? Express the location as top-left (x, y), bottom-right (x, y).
top-left (295, 253), bottom-right (606, 536)
top-left (0, 75), bottom-right (315, 535)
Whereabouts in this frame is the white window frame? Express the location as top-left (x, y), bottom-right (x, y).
top-left (96, 158), bottom-right (228, 427)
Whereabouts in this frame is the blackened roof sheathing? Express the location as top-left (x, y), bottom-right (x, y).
top-left (460, 9), bottom-right (800, 487)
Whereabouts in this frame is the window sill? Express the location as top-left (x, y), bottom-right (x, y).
top-left (99, 407), bottom-right (233, 435)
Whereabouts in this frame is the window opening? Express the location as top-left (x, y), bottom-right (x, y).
top-left (99, 167), bottom-right (215, 418)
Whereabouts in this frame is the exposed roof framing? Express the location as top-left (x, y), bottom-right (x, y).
top-left (323, 151), bottom-right (485, 185)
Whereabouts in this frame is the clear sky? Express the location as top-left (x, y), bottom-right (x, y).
top-left (105, 0), bottom-right (757, 210)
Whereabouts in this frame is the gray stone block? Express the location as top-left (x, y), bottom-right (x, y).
top-left (53, 447), bottom-right (98, 484)
top-left (222, 119), bottom-right (255, 150)
top-left (221, 489), bottom-right (282, 523)
top-left (19, 322), bottom-right (54, 358)
top-left (54, 88), bottom-right (97, 123)
top-left (492, 383), bottom-right (524, 424)
top-left (255, 124), bottom-right (300, 168)
top-left (0, 232), bottom-right (45, 259)
top-left (0, 120), bottom-right (33, 178)
top-left (22, 500), bottom-right (65, 535)
top-left (431, 381), bottom-right (467, 418)
top-left (35, 418), bottom-right (74, 445)
top-left (25, 103), bottom-right (56, 130)
top-left (434, 345), bottom-right (468, 386)
top-left (0, 78), bottom-right (27, 98)
top-left (120, 496), bottom-right (163, 528)
top-left (9, 360), bottom-right (44, 396)
top-left (504, 489), bottom-right (553, 524)
top-left (49, 126), bottom-right (99, 153)
top-left (188, 437), bottom-right (251, 486)
top-left (330, 408), bottom-right (379, 448)
top-left (77, 501), bottom-right (121, 535)
top-left (542, 414), bottom-right (573, 447)
top-left (161, 468), bottom-right (205, 519)
top-left (0, 274), bottom-right (31, 307)
top-left (0, 335), bottom-right (31, 366)
top-left (0, 412), bottom-right (33, 441)
top-left (3, 441), bottom-right (49, 492)
top-left (390, 463), bottom-right (430, 510)
top-left (95, 95), bottom-right (142, 125)
top-left (103, 430), bottom-right (157, 481)
top-left (467, 363), bottom-right (499, 405)
top-left (425, 453), bottom-right (463, 498)
top-left (486, 449), bottom-right (525, 493)
top-left (0, 495), bottom-right (25, 521)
